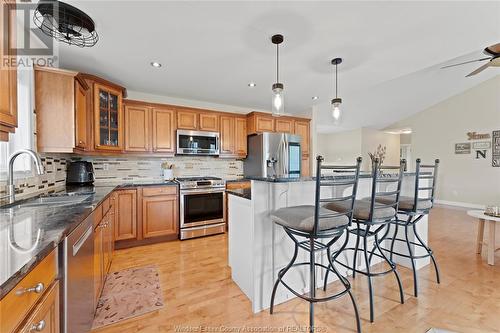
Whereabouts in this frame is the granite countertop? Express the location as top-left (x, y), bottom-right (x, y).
top-left (0, 180), bottom-right (178, 300)
top-left (246, 172), bottom-right (420, 183)
top-left (226, 188), bottom-right (251, 200)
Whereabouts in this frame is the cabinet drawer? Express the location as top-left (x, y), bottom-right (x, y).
top-left (226, 181), bottom-right (251, 190)
top-left (0, 249), bottom-right (57, 333)
top-left (142, 186), bottom-right (177, 197)
top-left (18, 281), bottom-right (59, 333)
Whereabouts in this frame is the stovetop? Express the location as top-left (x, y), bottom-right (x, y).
top-left (176, 176), bottom-right (226, 190)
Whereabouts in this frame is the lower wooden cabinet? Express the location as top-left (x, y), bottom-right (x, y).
top-left (115, 185), bottom-right (179, 249)
top-left (114, 189), bottom-right (137, 241)
top-left (94, 197), bottom-right (115, 307)
top-left (18, 281), bottom-right (60, 333)
top-left (142, 189), bottom-right (178, 239)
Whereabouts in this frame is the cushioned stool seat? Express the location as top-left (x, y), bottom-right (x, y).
top-left (271, 205), bottom-right (349, 232)
top-left (324, 200), bottom-right (396, 222)
top-left (375, 196), bottom-right (432, 211)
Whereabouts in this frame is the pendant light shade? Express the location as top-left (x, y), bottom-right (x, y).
top-left (331, 58), bottom-right (343, 124)
top-left (271, 34), bottom-right (284, 116)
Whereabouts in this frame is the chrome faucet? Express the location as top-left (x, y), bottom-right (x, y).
top-left (6, 149), bottom-right (45, 204)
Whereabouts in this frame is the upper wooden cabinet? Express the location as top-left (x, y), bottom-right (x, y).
top-left (0, 0), bottom-right (17, 141)
top-left (220, 115), bottom-right (247, 158)
top-left (177, 109), bottom-right (219, 132)
top-left (123, 100), bottom-right (176, 155)
top-left (294, 120), bottom-right (310, 157)
top-left (35, 67), bottom-right (89, 153)
top-left (75, 79), bottom-right (89, 150)
top-left (124, 104), bottom-right (150, 152)
top-left (94, 83), bottom-right (123, 151)
top-left (199, 112), bottom-right (219, 131)
top-left (151, 107), bottom-right (175, 154)
top-left (275, 118), bottom-right (294, 133)
top-left (247, 112), bottom-right (275, 134)
top-left (234, 117), bottom-right (247, 157)
top-left (177, 110), bottom-right (198, 130)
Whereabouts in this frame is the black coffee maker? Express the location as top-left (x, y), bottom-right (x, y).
top-left (66, 161), bottom-right (94, 185)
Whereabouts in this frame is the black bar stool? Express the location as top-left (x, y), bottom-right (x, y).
top-left (326, 158), bottom-right (405, 323)
top-left (377, 158), bottom-right (440, 297)
top-left (269, 156), bottom-right (362, 332)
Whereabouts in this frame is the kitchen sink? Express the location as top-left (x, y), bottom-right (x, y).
top-left (21, 195), bottom-right (92, 207)
top-left (1, 193), bottom-right (94, 209)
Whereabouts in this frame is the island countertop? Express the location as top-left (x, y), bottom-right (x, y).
top-left (0, 180), bottom-right (178, 299)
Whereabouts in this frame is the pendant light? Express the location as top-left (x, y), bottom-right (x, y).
top-left (331, 58), bottom-right (343, 124)
top-left (271, 34), bottom-right (284, 116)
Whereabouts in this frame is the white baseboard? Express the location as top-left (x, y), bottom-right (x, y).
top-left (435, 200), bottom-right (485, 210)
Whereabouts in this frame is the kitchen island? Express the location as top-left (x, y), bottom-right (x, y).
top-left (227, 174), bottom-right (430, 313)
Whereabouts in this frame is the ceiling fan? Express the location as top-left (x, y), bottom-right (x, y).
top-left (441, 43), bottom-right (500, 77)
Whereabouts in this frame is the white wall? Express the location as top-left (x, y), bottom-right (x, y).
top-left (386, 75), bottom-right (500, 207)
top-left (315, 127), bottom-right (400, 171)
top-left (360, 128), bottom-right (400, 171)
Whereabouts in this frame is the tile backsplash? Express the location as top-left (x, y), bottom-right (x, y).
top-left (0, 155), bottom-right (68, 201)
top-left (0, 154), bottom-right (243, 201)
top-left (75, 156), bottom-right (244, 184)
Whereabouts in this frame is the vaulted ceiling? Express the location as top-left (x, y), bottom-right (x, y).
top-left (58, 1), bottom-right (500, 132)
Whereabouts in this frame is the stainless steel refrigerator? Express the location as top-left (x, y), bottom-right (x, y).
top-left (244, 132), bottom-right (302, 178)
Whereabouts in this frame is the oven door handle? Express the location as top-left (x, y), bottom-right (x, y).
top-left (180, 189), bottom-right (226, 195)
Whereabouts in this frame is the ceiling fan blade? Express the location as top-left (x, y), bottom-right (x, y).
top-left (441, 57), bottom-right (490, 69)
top-left (465, 61), bottom-right (491, 77)
top-left (484, 43), bottom-right (500, 56)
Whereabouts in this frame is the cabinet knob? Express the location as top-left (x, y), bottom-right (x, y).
top-left (17, 282), bottom-right (44, 296)
top-left (30, 320), bottom-right (46, 332)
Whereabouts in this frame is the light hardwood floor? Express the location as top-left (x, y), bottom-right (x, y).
top-left (93, 206), bottom-right (500, 333)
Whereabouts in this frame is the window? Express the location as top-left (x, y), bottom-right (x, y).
top-left (0, 67), bottom-right (36, 180)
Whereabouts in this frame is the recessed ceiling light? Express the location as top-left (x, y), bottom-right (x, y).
top-left (150, 62), bottom-right (162, 68)
top-left (312, 96), bottom-right (319, 100)
top-left (248, 82), bottom-right (256, 87)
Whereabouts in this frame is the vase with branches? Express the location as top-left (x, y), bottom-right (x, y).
top-left (368, 144), bottom-right (387, 173)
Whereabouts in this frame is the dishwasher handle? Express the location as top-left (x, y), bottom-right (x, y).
top-left (72, 226), bottom-right (93, 256)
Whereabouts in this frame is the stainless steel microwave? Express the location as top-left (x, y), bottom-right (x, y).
top-left (176, 130), bottom-right (220, 156)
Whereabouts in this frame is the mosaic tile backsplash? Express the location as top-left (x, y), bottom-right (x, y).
top-left (0, 154), bottom-right (243, 201)
top-left (75, 156), bottom-right (244, 184)
top-left (0, 155), bottom-right (68, 201)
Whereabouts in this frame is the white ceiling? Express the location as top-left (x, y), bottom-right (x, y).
top-left (58, 1), bottom-right (500, 133)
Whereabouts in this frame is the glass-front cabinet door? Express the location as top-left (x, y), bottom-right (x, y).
top-left (94, 83), bottom-right (123, 150)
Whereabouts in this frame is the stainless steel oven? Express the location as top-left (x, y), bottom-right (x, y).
top-left (178, 177), bottom-right (226, 240)
top-left (176, 130), bottom-right (220, 156)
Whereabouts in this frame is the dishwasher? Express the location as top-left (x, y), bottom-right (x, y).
top-left (60, 211), bottom-right (95, 333)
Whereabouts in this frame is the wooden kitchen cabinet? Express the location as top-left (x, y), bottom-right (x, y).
top-left (220, 115), bottom-right (247, 158)
top-left (151, 107), bottom-right (175, 153)
top-left (93, 83), bottom-right (123, 151)
top-left (177, 110), bottom-right (198, 130)
top-left (294, 120), bottom-right (310, 157)
top-left (199, 112), bottom-right (219, 131)
top-left (18, 281), bottom-right (60, 333)
top-left (0, 249), bottom-right (57, 333)
top-left (124, 103), bottom-right (150, 152)
top-left (93, 222), bottom-right (104, 306)
top-left (115, 185), bottom-right (179, 249)
top-left (247, 112), bottom-right (275, 134)
top-left (220, 115), bottom-right (235, 156)
top-left (234, 117), bottom-right (247, 157)
top-left (94, 196), bottom-right (115, 306)
top-left (75, 79), bottom-right (90, 150)
top-left (0, 0), bottom-right (17, 141)
top-left (114, 189), bottom-right (137, 241)
top-left (142, 186), bottom-right (178, 239)
top-left (275, 118), bottom-right (294, 133)
top-left (35, 67), bottom-right (90, 153)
